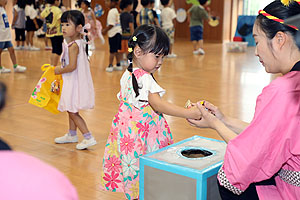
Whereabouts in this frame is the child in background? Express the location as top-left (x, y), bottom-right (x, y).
top-left (149, 0), bottom-right (160, 27)
top-left (130, 0), bottom-right (138, 29)
top-left (0, 0), bottom-right (26, 73)
top-left (41, 0), bottom-right (63, 66)
top-left (102, 0), bottom-right (122, 72)
top-left (160, 0), bottom-right (177, 58)
top-left (25, 0), bottom-right (40, 50)
top-left (136, 0), bottom-right (154, 26)
top-left (81, 0), bottom-right (97, 50)
top-left (40, 3), bottom-right (52, 50)
top-left (12, 0), bottom-right (26, 50)
top-left (187, 0), bottom-right (209, 55)
top-left (100, 24), bottom-right (201, 200)
top-left (119, 0), bottom-right (134, 66)
top-left (54, 10), bottom-right (97, 150)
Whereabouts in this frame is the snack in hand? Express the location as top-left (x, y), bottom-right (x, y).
top-left (185, 100), bottom-right (192, 109)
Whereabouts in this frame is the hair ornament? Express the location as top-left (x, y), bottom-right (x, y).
top-left (132, 36), bottom-right (137, 42)
top-left (281, 0), bottom-right (292, 6)
top-left (258, 10), bottom-right (299, 30)
top-left (281, 0), bottom-right (300, 5)
top-left (128, 47), bottom-right (133, 53)
top-left (80, 23), bottom-right (91, 34)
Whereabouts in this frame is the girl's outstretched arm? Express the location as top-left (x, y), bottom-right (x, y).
top-left (55, 43), bottom-right (79, 74)
top-left (148, 92), bottom-right (201, 119)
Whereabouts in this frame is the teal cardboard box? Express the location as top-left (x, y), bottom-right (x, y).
top-left (140, 136), bottom-right (227, 200)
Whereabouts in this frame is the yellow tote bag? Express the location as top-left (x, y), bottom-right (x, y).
top-left (29, 64), bottom-right (63, 114)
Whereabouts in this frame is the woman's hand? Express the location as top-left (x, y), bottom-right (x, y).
top-left (201, 101), bottom-right (225, 122)
top-left (187, 101), bottom-right (221, 129)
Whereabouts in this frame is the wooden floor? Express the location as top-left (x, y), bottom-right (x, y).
top-left (0, 37), bottom-right (277, 200)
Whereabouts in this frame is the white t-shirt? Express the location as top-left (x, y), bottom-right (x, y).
top-left (107, 8), bottom-right (122, 38)
top-left (25, 5), bottom-right (37, 20)
top-left (0, 7), bottom-right (11, 41)
top-left (118, 68), bottom-right (165, 109)
top-left (160, 7), bottom-right (176, 29)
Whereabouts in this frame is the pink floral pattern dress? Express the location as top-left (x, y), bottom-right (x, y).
top-left (100, 68), bottom-right (174, 200)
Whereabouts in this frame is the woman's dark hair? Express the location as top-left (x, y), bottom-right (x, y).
top-left (61, 10), bottom-right (90, 56)
top-left (127, 25), bottom-right (170, 97)
top-left (81, 0), bottom-right (91, 8)
top-left (256, 0), bottom-right (300, 49)
top-left (17, 0), bottom-right (26, 9)
top-left (0, 82), bottom-right (6, 111)
top-left (120, 0), bottom-right (133, 10)
top-left (141, 0), bottom-right (149, 7)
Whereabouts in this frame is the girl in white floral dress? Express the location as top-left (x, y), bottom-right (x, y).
top-left (100, 24), bottom-right (201, 200)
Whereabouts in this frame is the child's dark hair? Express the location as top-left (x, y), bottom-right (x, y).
top-left (256, 0), bottom-right (300, 50)
top-left (120, 0), bottom-right (133, 10)
top-left (127, 25), bottom-right (170, 97)
top-left (160, 0), bottom-right (169, 6)
top-left (75, 0), bottom-right (82, 8)
top-left (26, 0), bottom-right (35, 6)
top-left (199, 0), bottom-right (208, 6)
top-left (132, 0), bottom-right (138, 10)
top-left (149, 0), bottom-right (155, 4)
top-left (17, 0), bottom-right (26, 9)
top-left (46, 0), bottom-right (55, 4)
top-left (141, 0), bottom-right (149, 7)
top-left (81, 0), bottom-right (91, 7)
top-left (61, 10), bottom-right (90, 56)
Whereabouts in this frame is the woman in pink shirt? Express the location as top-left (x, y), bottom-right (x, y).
top-left (188, 0), bottom-right (300, 199)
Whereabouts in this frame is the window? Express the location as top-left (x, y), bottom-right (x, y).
top-left (243, 0), bottom-right (273, 15)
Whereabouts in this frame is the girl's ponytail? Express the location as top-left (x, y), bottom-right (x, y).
top-left (84, 29), bottom-right (89, 57)
top-left (127, 36), bottom-right (140, 97)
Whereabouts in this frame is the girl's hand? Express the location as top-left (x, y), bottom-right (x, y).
top-left (54, 66), bottom-right (61, 75)
top-left (189, 106), bottom-right (202, 120)
top-left (187, 101), bottom-right (220, 129)
top-left (102, 29), bottom-right (107, 35)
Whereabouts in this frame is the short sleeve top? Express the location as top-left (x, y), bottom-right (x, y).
top-left (25, 5), bottom-right (37, 20)
top-left (118, 68), bottom-right (165, 109)
top-left (107, 8), bottom-right (122, 38)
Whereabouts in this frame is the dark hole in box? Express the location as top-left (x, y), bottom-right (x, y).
top-left (181, 149), bottom-right (213, 158)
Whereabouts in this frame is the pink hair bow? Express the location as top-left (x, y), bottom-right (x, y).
top-left (80, 23), bottom-right (91, 34)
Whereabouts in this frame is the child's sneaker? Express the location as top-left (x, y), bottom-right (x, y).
top-left (30, 46), bottom-right (40, 51)
top-left (14, 65), bottom-right (27, 73)
top-left (106, 64), bottom-right (113, 72)
top-left (45, 46), bottom-right (52, 50)
top-left (193, 49), bottom-right (199, 55)
top-left (198, 48), bottom-right (205, 55)
top-left (76, 137), bottom-right (97, 150)
top-left (114, 65), bottom-right (123, 71)
top-left (0, 67), bottom-right (11, 73)
top-left (54, 134), bottom-right (78, 144)
top-left (166, 53), bottom-right (177, 58)
top-left (14, 46), bottom-right (22, 50)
